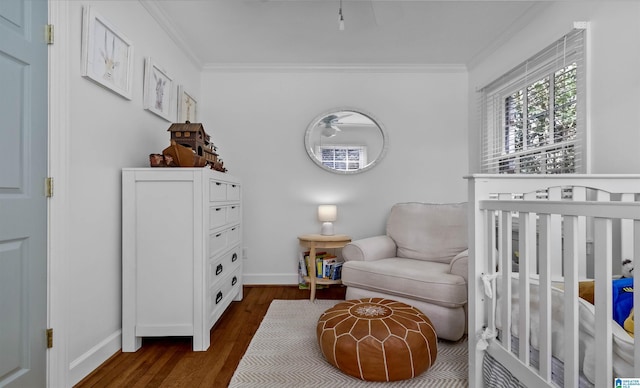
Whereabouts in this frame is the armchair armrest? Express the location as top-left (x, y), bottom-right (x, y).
top-left (448, 249), bottom-right (468, 283)
top-left (342, 235), bottom-right (397, 262)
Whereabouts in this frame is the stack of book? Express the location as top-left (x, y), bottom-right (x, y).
top-left (298, 251), bottom-right (344, 288)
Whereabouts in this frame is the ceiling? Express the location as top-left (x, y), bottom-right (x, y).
top-left (145, 0), bottom-right (548, 69)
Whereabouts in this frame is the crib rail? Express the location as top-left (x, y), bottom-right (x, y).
top-left (468, 174), bottom-right (640, 388)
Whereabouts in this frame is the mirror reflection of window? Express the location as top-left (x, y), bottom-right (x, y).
top-left (305, 109), bottom-right (387, 174)
top-left (317, 145), bottom-right (366, 172)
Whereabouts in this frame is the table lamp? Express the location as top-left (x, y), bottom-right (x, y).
top-left (318, 205), bottom-right (337, 235)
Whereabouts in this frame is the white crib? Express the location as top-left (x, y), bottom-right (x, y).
top-left (468, 174), bottom-right (640, 387)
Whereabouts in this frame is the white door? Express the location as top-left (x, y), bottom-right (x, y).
top-left (0, 0), bottom-right (48, 386)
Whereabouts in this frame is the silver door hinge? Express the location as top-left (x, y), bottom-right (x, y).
top-left (46, 24), bottom-right (54, 45)
top-left (45, 177), bottom-right (53, 198)
top-left (46, 328), bottom-right (53, 349)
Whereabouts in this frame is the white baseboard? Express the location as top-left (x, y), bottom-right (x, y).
top-left (243, 272), bottom-right (298, 285)
top-left (68, 330), bottom-right (121, 386)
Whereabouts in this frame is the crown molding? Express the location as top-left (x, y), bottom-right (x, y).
top-left (138, 0), bottom-right (203, 69)
top-left (202, 63), bottom-right (467, 73)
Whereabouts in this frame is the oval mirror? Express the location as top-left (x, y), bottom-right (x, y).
top-left (304, 108), bottom-right (388, 174)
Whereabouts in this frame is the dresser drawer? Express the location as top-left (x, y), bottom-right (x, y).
top-left (227, 183), bottom-right (240, 201)
top-left (208, 246), bottom-right (241, 286)
top-left (209, 205), bottom-right (228, 229)
top-left (209, 180), bottom-right (241, 202)
top-left (210, 181), bottom-right (227, 201)
top-left (209, 267), bottom-right (241, 314)
top-left (227, 225), bottom-right (240, 247)
top-left (209, 205), bottom-right (240, 230)
top-left (209, 225), bottom-right (240, 258)
top-left (227, 205), bottom-right (240, 224)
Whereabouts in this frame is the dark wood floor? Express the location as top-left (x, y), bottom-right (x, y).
top-left (74, 285), bottom-right (346, 388)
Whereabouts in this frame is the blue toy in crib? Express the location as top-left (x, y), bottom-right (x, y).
top-left (612, 277), bottom-right (633, 327)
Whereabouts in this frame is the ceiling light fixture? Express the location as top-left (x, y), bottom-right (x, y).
top-left (338, 0), bottom-right (345, 31)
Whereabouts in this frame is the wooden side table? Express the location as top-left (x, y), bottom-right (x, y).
top-left (298, 234), bottom-right (351, 302)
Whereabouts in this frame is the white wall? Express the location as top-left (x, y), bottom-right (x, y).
top-left (200, 69), bottom-right (469, 284)
top-left (468, 1), bottom-right (640, 174)
top-left (59, 1), bottom-right (201, 384)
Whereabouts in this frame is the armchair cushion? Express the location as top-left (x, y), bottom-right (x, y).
top-left (341, 258), bottom-right (467, 309)
top-left (387, 202), bottom-right (467, 264)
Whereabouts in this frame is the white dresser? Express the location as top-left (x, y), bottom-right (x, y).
top-left (121, 168), bottom-right (242, 352)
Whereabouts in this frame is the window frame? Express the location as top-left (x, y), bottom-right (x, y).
top-left (480, 27), bottom-right (587, 174)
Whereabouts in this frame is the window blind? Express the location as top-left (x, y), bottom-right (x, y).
top-left (480, 27), bottom-right (586, 174)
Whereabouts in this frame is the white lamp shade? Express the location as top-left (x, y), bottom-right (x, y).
top-left (318, 205), bottom-right (337, 222)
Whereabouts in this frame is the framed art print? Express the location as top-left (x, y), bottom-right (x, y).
top-left (81, 6), bottom-right (134, 100)
top-left (177, 85), bottom-right (197, 123)
top-left (143, 57), bottom-right (174, 122)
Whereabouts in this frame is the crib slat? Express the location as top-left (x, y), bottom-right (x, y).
top-left (563, 215), bottom-right (579, 388)
top-left (634, 220), bottom-right (640, 378)
top-left (547, 187), bottom-right (563, 281)
top-left (519, 206), bottom-right (535, 365)
top-left (593, 217), bottom-right (613, 387)
top-left (487, 210), bottom-right (497, 337)
top-left (500, 210), bottom-right (512, 352)
top-left (538, 214), bottom-right (552, 382)
top-left (525, 194), bottom-right (538, 277)
top-left (573, 187), bottom-right (588, 279)
top-left (621, 193), bottom-right (635, 275)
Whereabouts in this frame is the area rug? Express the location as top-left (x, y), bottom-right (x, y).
top-left (229, 300), bottom-right (468, 387)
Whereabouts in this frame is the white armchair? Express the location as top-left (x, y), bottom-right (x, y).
top-left (341, 202), bottom-right (468, 341)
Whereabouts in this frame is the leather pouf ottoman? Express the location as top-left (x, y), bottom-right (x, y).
top-left (317, 298), bottom-right (438, 381)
